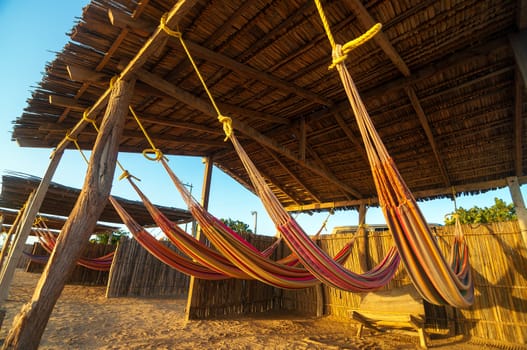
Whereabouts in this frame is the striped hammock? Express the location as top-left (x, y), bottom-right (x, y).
top-left (158, 157), bottom-right (400, 291)
top-left (29, 226), bottom-right (115, 271)
top-left (121, 177), bottom-right (355, 289)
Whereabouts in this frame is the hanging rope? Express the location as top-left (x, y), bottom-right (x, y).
top-left (160, 13), bottom-right (232, 141)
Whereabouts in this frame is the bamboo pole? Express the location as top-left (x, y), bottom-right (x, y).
top-left (507, 176), bottom-right (527, 248)
top-left (185, 156), bottom-right (213, 321)
top-left (2, 77), bottom-right (136, 350)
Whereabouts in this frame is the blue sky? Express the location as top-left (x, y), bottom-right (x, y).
top-left (0, 1), bottom-right (523, 237)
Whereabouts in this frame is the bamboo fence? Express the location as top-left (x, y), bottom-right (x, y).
top-left (106, 237), bottom-right (189, 298)
top-left (186, 233), bottom-right (281, 319)
top-left (184, 221), bottom-right (526, 345)
top-left (99, 221), bottom-right (526, 345)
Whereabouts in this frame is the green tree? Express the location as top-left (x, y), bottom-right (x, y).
top-left (90, 229), bottom-right (129, 244)
top-left (221, 218), bottom-right (253, 234)
top-left (445, 198), bottom-right (516, 225)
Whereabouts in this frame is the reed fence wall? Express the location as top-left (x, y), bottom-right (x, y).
top-left (186, 233), bottom-right (281, 319)
top-left (281, 222), bottom-right (527, 345)
top-left (100, 221), bottom-right (526, 345)
top-left (106, 237), bottom-right (189, 298)
top-left (25, 242), bottom-right (115, 286)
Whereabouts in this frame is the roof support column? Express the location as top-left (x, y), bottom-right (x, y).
top-left (0, 152), bottom-right (63, 306)
top-left (507, 176), bottom-right (527, 248)
top-left (0, 192), bottom-right (33, 281)
top-left (2, 77), bottom-right (136, 350)
top-left (185, 156), bottom-right (213, 320)
top-left (357, 204), bottom-right (370, 271)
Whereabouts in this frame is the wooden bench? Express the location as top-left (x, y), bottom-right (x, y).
top-left (351, 285), bottom-right (428, 349)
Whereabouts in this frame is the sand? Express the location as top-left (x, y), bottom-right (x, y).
top-left (0, 270), bottom-right (496, 349)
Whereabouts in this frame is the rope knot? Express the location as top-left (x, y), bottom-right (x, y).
top-left (142, 148), bottom-right (165, 161)
top-left (328, 23), bottom-right (382, 69)
top-left (218, 115), bottom-right (233, 141)
top-left (160, 13), bottom-right (182, 37)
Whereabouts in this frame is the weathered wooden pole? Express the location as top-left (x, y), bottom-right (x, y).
top-left (357, 204), bottom-right (370, 271)
top-left (185, 156), bottom-right (213, 320)
top-left (507, 176), bottom-right (527, 248)
top-left (1, 77), bottom-right (135, 350)
top-left (0, 149), bottom-right (64, 305)
top-left (0, 194), bottom-right (32, 274)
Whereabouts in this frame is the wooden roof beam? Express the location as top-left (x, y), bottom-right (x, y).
top-left (347, 0), bottom-right (411, 77)
top-left (285, 175), bottom-right (527, 212)
top-left (136, 69), bottom-right (362, 198)
top-left (405, 87), bottom-right (451, 187)
top-left (108, 9), bottom-right (333, 108)
top-left (52, 0), bottom-right (199, 155)
top-left (514, 70), bottom-right (524, 176)
top-left (134, 68), bottom-right (288, 125)
top-left (265, 149), bottom-right (322, 203)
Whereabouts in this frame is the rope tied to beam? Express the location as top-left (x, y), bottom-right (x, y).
top-left (129, 105), bottom-right (167, 162)
top-left (160, 13), bottom-right (233, 141)
top-left (313, 0), bottom-right (381, 69)
top-left (72, 111), bottom-right (140, 181)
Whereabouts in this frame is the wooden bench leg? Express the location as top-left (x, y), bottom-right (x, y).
top-left (417, 327), bottom-right (427, 349)
top-left (356, 323), bottom-right (364, 337)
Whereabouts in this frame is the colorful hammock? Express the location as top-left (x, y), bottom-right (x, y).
top-left (309, 1), bottom-right (473, 307)
top-left (109, 195), bottom-right (231, 280)
top-left (29, 226), bottom-right (115, 271)
top-left (121, 177), bottom-right (358, 288)
top-left (155, 157), bottom-right (399, 292)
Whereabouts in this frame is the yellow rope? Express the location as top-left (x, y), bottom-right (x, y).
top-left (129, 105), bottom-right (167, 161)
top-left (313, 0), bottom-right (382, 69)
top-left (65, 132), bottom-right (90, 164)
top-left (160, 13), bottom-right (232, 141)
top-left (83, 109), bottom-right (99, 132)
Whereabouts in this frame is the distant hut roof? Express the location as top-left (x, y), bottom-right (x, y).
top-left (0, 172), bottom-right (192, 227)
top-left (9, 0), bottom-right (527, 212)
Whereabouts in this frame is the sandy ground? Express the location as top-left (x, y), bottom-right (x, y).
top-left (0, 270), bottom-right (502, 349)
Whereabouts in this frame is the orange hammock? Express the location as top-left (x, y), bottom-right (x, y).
top-left (324, 35), bottom-right (473, 307)
top-left (155, 157), bottom-right (399, 291)
top-left (118, 177), bottom-right (356, 289)
top-left (28, 224), bottom-right (115, 272)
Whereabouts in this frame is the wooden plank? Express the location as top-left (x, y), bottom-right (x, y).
top-left (514, 70), bottom-right (524, 177)
top-left (48, 95), bottom-right (89, 112)
top-left (347, 0), bottom-right (411, 77)
top-left (507, 176), bottom-right (527, 248)
top-left (0, 152), bottom-right (63, 305)
top-left (185, 156), bottom-right (213, 321)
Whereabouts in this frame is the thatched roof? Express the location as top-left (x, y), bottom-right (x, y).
top-left (0, 172), bottom-right (192, 226)
top-left (10, 0), bottom-right (527, 212)
top-left (0, 209), bottom-right (117, 233)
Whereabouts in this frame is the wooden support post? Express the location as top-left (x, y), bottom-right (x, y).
top-left (0, 149), bottom-right (64, 306)
top-left (0, 193), bottom-right (33, 275)
top-left (357, 204), bottom-right (370, 271)
top-left (185, 156), bottom-right (214, 321)
top-left (2, 78), bottom-right (135, 350)
top-left (507, 176), bottom-right (527, 248)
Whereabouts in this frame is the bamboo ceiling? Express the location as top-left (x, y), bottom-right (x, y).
top-left (10, 0), bottom-right (527, 212)
top-left (0, 173), bottom-right (192, 226)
